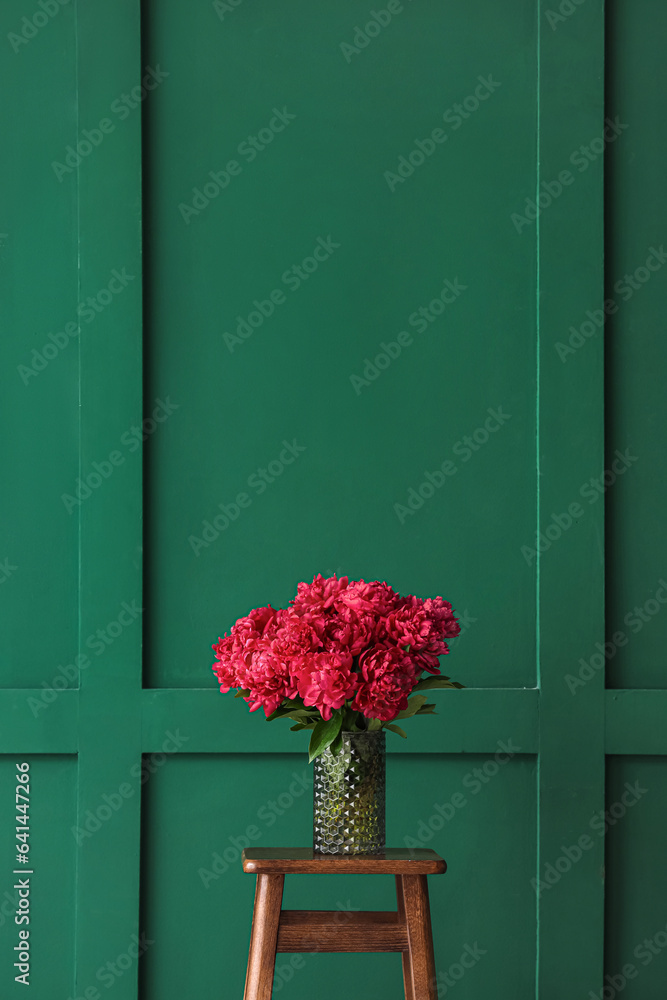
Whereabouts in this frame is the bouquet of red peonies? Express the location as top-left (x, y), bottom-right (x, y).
top-left (211, 574), bottom-right (462, 760)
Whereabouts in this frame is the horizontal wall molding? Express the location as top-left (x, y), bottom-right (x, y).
top-left (5, 687), bottom-right (667, 756)
top-left (0, 686), bottom-right (539, 755)
top-left (0, 689), bottom-right (78, 754)
top-left (141, 688), bottom-right (540, 754)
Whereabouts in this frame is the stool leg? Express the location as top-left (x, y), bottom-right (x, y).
top-left (243, 874), bottom-right (284, 1000)
top-left (396, 876), bottom-right (415, 1000)
top-left (400, 875), bottom-right (437, 1000)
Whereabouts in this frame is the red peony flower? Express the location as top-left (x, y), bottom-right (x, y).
top-left (291, 573), bottom-right (350, 611)
top-left (237, 645), bottom-right (298, 718)
top-left (268, 608), bottom-right (321, 659)
top-left (335, 579), bottom-right (400, 620)
top-left (211, 577), bottom-right (461, 751)
top-left (322, 609), bottom-right (376, 656)
top-left (412, 640), bottom-right (449, 675)
top-left (212, 634), bottom-right (238, 692)
top-left (423, 596), bottom-right (460, 639)
top-left (293, 650), bottom-right (358, 720)
top-left (384, 596), bottom-right (433, 651)
top-left (351, 644), bottom-right (417, 721)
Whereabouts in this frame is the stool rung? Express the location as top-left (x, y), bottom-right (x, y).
top-left (276, 910), bottom-right (408, 953)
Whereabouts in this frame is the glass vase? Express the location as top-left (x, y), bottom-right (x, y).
top-left (313, 730), bottom-right (386, 855)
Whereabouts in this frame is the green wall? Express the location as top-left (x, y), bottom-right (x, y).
top-left (143, 0), bottom-right (538, 692)
top-left (0, 1), bottom-right (665, 999)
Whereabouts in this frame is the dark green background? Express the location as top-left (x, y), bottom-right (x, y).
top-left (0, 1), bottom-right (665, 998)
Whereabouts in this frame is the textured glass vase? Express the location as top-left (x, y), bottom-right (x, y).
top-left (313, 730), bottom-right (386, 855)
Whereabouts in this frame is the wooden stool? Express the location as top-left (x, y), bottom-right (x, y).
top-left (242, 848), bottom-right (446, 1000)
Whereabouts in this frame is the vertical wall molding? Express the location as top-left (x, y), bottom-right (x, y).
top-left (535, 1), bottom-right (606, 995)
top-left (74, 2), bottom-right (144, 997)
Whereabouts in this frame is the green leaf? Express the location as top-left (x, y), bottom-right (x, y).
top-left (280, 712), bottom-right (319, 726)
top-left (329, 731), bottom-right (344, 756)
top-left (234, 688), bottom-right (251, 699)
top-left (266, 699), bottom-right (311, 722)
top-left (413, 676), bottom-right (464, 692)
top-left (290, 722), bottom-right (316, 732)
top-left (415, 703), bottom-right (437, 715)
top-left (394, 695), bottom-right (428, 720)
top-left (308, 714), bottom-right (343, 762)
top-left (366, 717), bottom-right (383, 732)
top-left (384, 723), bottom-right (407, 738)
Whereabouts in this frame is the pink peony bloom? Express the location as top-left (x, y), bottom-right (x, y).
top-left (211, 577), bottom-right (461, 730)
top-left (335, 579), bottom-right (400, 619)
top-left (413, 647), bottom-right (446, 675)
top-left (292, 573), bottom-right (350, 611)
top-left (322, 610), bottom-right (376, 656)
top-left (237, 646), bottom-right (298, 718)
top-left (294, 650), bottom-right (358, 720)
top-left (290, 605), bottom-right (329, 641)
top-left (351, 644), bottom-right (417, 721)
top-left (423, 597), bottom-right (460, 639)
top-left (212, 634), bottom-right (238, 692)
top-left (268, 608), bottom-right (321, 658)
top-left (384, 596), bottom-right (434, 651)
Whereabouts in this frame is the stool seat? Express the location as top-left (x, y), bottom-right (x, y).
top-left (241, 847), bottom-right (446, 1000)
top-left (242, 847), bottom-right (446, 875)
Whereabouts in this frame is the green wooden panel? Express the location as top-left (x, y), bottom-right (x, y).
top-left (0, 0), bottom-right (79, 687)
top-left (0, 756), bottom-right (77, 999)
top-left (140, 687), bottom-right (539, 753)
top-left (141, 752), bottom-right (536, 1000)
top-left (0, 690), bottom-right (78, 754)
top-left (605, 0), bottom-right (667, 690)
top-left (535, 1), bottom-right (606, 994)
top-left (606, 691), bottom-right (667, 756)
top-left (6, 2), bottom-right (666, 999)
top-left (605, 757), bottom-right (667, 998)
top-left (73, 2), bottom-right (144, 998)
top-left (142, 0), bottom-right (538, 692)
